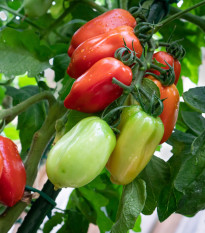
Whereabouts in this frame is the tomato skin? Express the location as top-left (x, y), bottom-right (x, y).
top-left (67, 26), bottom-right (142, 79)
top-left (106, 105), bottom-right (164, 185)
top-left (146, 75), bottom-right (180, 143)
top-left (64, 57), bottom-right (133, 113)
top-left (0, 136), bottom-right (26, 207)
top-left (68, 9), bottom-right (136, 57)
top-left (150, 51), bottom-right (181, 85)
top-left (46, 117), bottom-right (116, 189)
top-left (0, 153), bottom-right (3, 178)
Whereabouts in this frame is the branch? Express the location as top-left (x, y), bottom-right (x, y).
top-left (82, 0), bottom-right (107, 13)
top-left (155, 0), bottom-right (205, 31)
top-left (0, 4), bottom-right (42, 30)
top-left (169, 6), bottom-right (205, 32)
top-left (0, 91), bottom-right (56, 121)
top-left (120, 0), bottom-right (128, 10)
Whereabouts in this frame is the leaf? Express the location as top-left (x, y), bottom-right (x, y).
top-left (61, 209), bottom-right (89, 233)
top-left (183, 87), bottom-right (205, 113)
top-left (65, 110), bottom-right (93, 133)
top-left (0, 28), bottom-right (51, 77)
top-left (139, 156), bottom-right (170, 215)
top-left (175, 129), bottom-right (205, 192)
top-left (132, 215), bottom-right (141, 232)
top-left (111, 179), bottom-right (146, 233)
top-left (53, 54), bottom-right (70, 82)
top-left (157, 185), bottom-right (182, 222)
top-left (181, 111), bottom-right (205, 136)
top-left (0, 86), bottom-right (6, 105)
top-left (43, 212), bottom-right (64, 233)
top-left (167, 129), bottom-right (196, 156)
top-left (6, 86), bottom-right (47, 158)
top-left (58, 75), bottom-right (75, 100)
top-left (3, 123), bottom-right (19, 140)
top-left (78, 187), bottom-right (113, 233)
top-left (17, 74), bottom-right (37, 87)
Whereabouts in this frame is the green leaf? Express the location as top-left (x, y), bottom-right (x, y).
top-left (0, 28), bottom-right (51, 77)
top-left (6, 86), bottom-right (47, 158)
top-left (139, 156), bottom-right (170, 215)
top-left (3, 123), bottom-right (19, 140)
top-left (132, 215), bottom-right (141, 232)
top-left (59, 210), bottom-right (89, 233)
top-left (53, 54), bottom-right (70, 82)
top-left (58, 75), bottom-right (75, 100)
top-left (157, 185), bottom-right (182, 221)
top-left (111, 179), bottom-right (146, 233)
top-left (43, 212), bottom-right (64, 233)
top-left (17, 74), bottom-right (37, 87)
top-left (181, 111), bottom-right (205, 136)
top-left (65, 110), bottom-right (93, 133)
top-left (175, 129), bottom-right (205, 192)
top-left (167, 129), bottom-right (196, 156)
top-left (183, 87), bottom-right (205, 113)
top-left (0, 86), bottom-right (6, 105)
top-left (78, 187), bottom-right (113, 232)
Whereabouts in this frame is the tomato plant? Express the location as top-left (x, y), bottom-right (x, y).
top-left (0, 0), bottom-right (205, 233)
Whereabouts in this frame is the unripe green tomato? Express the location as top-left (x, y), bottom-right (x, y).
top-left (46, 117), bottom-right (116, 189)
top-left (24, 0), bottom-right (53, 18)
top-left (107, 105), bottom-right (164, 185)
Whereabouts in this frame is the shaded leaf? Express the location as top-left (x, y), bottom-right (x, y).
top-left (183, 87), bottom-right (205, 113)
top-left (111, 179), bottom-right (146, 233)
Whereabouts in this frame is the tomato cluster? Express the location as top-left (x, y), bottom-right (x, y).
top-left (47, 9), bottom-right (181, 188)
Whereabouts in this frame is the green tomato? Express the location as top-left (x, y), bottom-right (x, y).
top-left (46, 116), bottom-right (116, 189)
top-left (24, 0), bottom-right (53, 18)
top-left (106, 105), bottom-right (164, 185)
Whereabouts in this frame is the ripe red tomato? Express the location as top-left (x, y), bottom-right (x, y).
top-left (64, 57), bottom-right (132, 113)
top-left (68, 9), bottom-right (136, 57)
top-left (67, 26), bottom-right (142, 79)
top-left (146, 75), bottom-right (180, 143)
top-left (0, 136), bottom-right (26, 207)
top-left (150, 51), bottom-right (181, 85)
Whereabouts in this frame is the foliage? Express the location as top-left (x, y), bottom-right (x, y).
top-left (0, 0), bottom-right (204, 233)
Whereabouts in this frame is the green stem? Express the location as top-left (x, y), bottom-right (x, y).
top-left (0, 102), bottom-right (67, 233)
top-left (83, 0), bottom-right (107, 13)
top-left (41, 2), bottom-right (78, 39)
top-left (133, 39), bottom-right (156, 87)
top-left (155, 0), bottom-right (205, 31)
top-left (25, 102), bottom-right (66, 185)
top-left (169, 6), bottom-right (205, 32)
top-left (112, 78), bottom-right (132, 93)
top-left (0, 4), bottom-right (42, 30)
top-left (120, 0), bottom-right (128, 10)
top-left (0, 91), bottom-right (56, 121)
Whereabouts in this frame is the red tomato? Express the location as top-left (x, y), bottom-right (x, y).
top-left (67, 26), bottom-right (142, 79)
top-left (146, 75), bottom-right (180, 143)
top-left (0, 136), bottom-right (26, 207)
top-left (0, 153), bottom-right (3, 178)
top-left (64, 57), bottom-right (132, 113)
top-left (68, 9), bottom-right (136, 57)
top-left (150, 51), bottom-right (181, 85)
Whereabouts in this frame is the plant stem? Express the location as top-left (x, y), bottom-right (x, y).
top-left (17, 180), bottom-right (61, 233)
top-left (0, 4), bottom-right (42, 30)
top-left (169, 6), bottom-right (205, 32)
top-left (0, 101), bottom-right (67, 233)
top-left (155, 0), bottom-right (205, 31)
top-left (0, 91), bottom-right (56, 121)
top-left (25, 102), bottom-right (66, 185)
top-left (83, 0), bottom-right (107, 13)
top-left (120, 0), bottom-right (128, 10)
